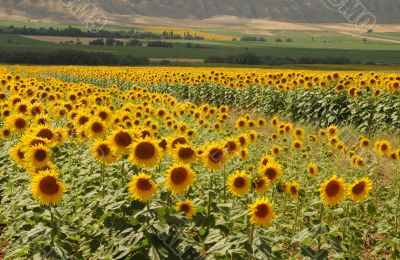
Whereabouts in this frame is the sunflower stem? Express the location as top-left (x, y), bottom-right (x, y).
top-left (207, 175), bottom-right (214, 219)
top-left (249, 223), bottom-right (255, 259)
top-left (49, 206), bottom-right (55, 247)
top-left (101, 163), bottom-right (105, 197)
top-left (293, 198), bottom-right (301, 233)
top-left (395, 188), bottom-right (400, 234)
top-left (317, 203), bottom-right (324, 251)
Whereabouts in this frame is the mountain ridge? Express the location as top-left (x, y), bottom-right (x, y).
top-left (1, 0), bottom-right (399, 24)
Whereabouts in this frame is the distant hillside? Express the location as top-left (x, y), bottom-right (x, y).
top-left (1, 0), bottom-right (400, 24)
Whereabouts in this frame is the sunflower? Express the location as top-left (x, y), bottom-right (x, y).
top-left (224, 138), bottom-right (240, 156)
top-left (239, 148), bottom-right (249, 161)
top-left (25, 144), bottom-right (50, 169)
top-left (291, 140), bottom-right (303, 151)
top-left (32, 125), bottom-right (55, 144)
top-left (319, 175), bottom-right (346, 206)
top-left (347, 178), bottom-right (372, 203)
top-left (327, 125), bottom-right (338, 136)
top-left (270, 145), bottom-right (281, 156)
top-left (107, 128), bottom-right (135, 154)
top-left (287, 181), bottom-right (300, 200)
top-left (176, 198), bottom-right (196, 219)
top-left (0, 128), bottom-right (12, 139)
top-left (227, 171), bottom-right (250, 196)
top-left (173, 144), bottom-right (198, 164)
top-left (165, 164), bottom-right (195, 194)
top-left (128, 137), bottom-right (161, 168)
top-left (6, 113), bottom-right (28, 134)
top-left (31, 170), bottom-right (66, 205)
top-left (248, 197), bottom-right (275, 227)
top-left (128, 173), bottom-right (158, 201)
top-left (359, 137), bottom-right (370, 149)
top-left (293, 128), bottom-right (305, 139)
top-left (374, 140), bottom-right (391, 156)
top-left (9, 143), bottom-right (26, 167)
top-left (259, 161), bottom-right (283, 183)
top-left (92, 141), bottom-right (117, 164)
top-left (307, 163), bottom-right (318, 177)
top-left (259, 155), bottom-right (276, 168)
top-left (203, 143), bottom-right (227, 170)
top-left (235, 117), bottom-right (247, 129)
top-left (253, 177), bottom-right (269, 194)
top-left (87, 117), bottom-right (107, 138)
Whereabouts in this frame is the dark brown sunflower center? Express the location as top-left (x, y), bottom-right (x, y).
top-left (135, 142), bottom-right (155, 160)
top-left (34, 149), bottom-right (47, 162)
top-left (3, 129), bottom-right (10, 136)
top-left (97, 144), bottom-right (111, 157)
top-left (233, 177), bottom-right (246, 188)
top-left (91, 122), bottom-right (103, 133)
top-left (208, 148), bottom-right (223, 163)
top-left (294, 143), bottom-right (301, 148)
top-left (290, 186), bottom-right (298, 195)
top-left (239, 121), bottom-right (245, 127)
top-left (309, 167), bottom-right (315, 174)
top-left (255, 204), bottom-right (269, 218)
top-left (115, 132), bottom-right (132, 147)
top-left (239, 137), bottom-right (246, 145)
top-left (99, 111), bottom-right (108, 120)
top-left (178, 148), bottom-right (194, 159)
top-left (18, 105), bottom-right (27, 113)
top-left (381, 144), bottom-right (388, 151)
top-left (159, 139), bottom-right (168, 150)
top-left (352, 181), bottom-right (366, 195)
top-left (78, 116), bottom-right (89, 125)
top-left (179, 203), bottom-right (190, 213)
top-left (225, 142), bottom-right (237, 152)
top-left (171, 137), bottom-right (187, 149)
top-left (255, 179), bottom-right (266, 188)
top-left (30, 139), bottom-right (47, 147)
top-left (17, 149), bottom-right (25, 159)
top-left (136, 178), bottom-right (153, 191)
top-left (264, 168), bottom-right (277, 180)
top-left (37, 129), bottom-right (53, 140)
top-left (15, 118), bottom-right (26, 129)
top-left (326, 181), bottom-right (340, 197)
top-left (170, 167), bottom-right (188, 185)
top-left (39, 176), bottom-right (59, 195)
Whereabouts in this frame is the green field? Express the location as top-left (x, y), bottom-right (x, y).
top-left (1, 20), bottom-right (400, 64)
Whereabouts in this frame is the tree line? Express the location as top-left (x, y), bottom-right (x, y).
top-left (0, 49), bottom-right (149, 66)
top-left (0, 25), bottom-right (204, 40)
top-left (205, 52), bottom-right (360, 65)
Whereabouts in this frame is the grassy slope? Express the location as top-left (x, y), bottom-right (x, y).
top-left (1, 33), bottom-right (400, 64)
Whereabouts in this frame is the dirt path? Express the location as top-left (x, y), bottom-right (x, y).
top-left (340, 32), bottom-right (400, 44)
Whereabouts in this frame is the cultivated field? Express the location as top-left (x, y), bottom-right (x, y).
top-left (0, 65), bottom-right (399, 259)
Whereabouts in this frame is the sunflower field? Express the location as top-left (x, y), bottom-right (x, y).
top-left (0, 66), bottom-right (399, 259)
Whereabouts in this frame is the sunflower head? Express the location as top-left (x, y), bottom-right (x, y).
top-left (287, 181), bottom-right (300, 200)
top-left (259, 161), bottom-right (283, 183)
top-left (174, 144), bottom-right (198, 164)
top-left (227, 171), bottom-right (250, 196)
top-left (253, 177), bottom-right (269, 194)
top-left (128, 137), bottom-right (161, 169)
top-left (128, 173), bottom-right (158, 202)
top-left (92, 140), bottom-right (117, 164)
top-left (31, 170), bottom-right (66, 205)
top-left (25, 143), bottom-right (50, 169)
top-left (347, 178), bottom-right (372, 203)
top-left (248, 197), bottom-right (275, 227)
top-left (165, 164), bottom-right (195, 194)
top-left (307, 163), bottom-right (318, 177)
top-left (319, 175), bottom-right (346, 206)
top-left (176, 199), bottom-right (196, 219)
top-left (203, 143), bottom-right (227, 170)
